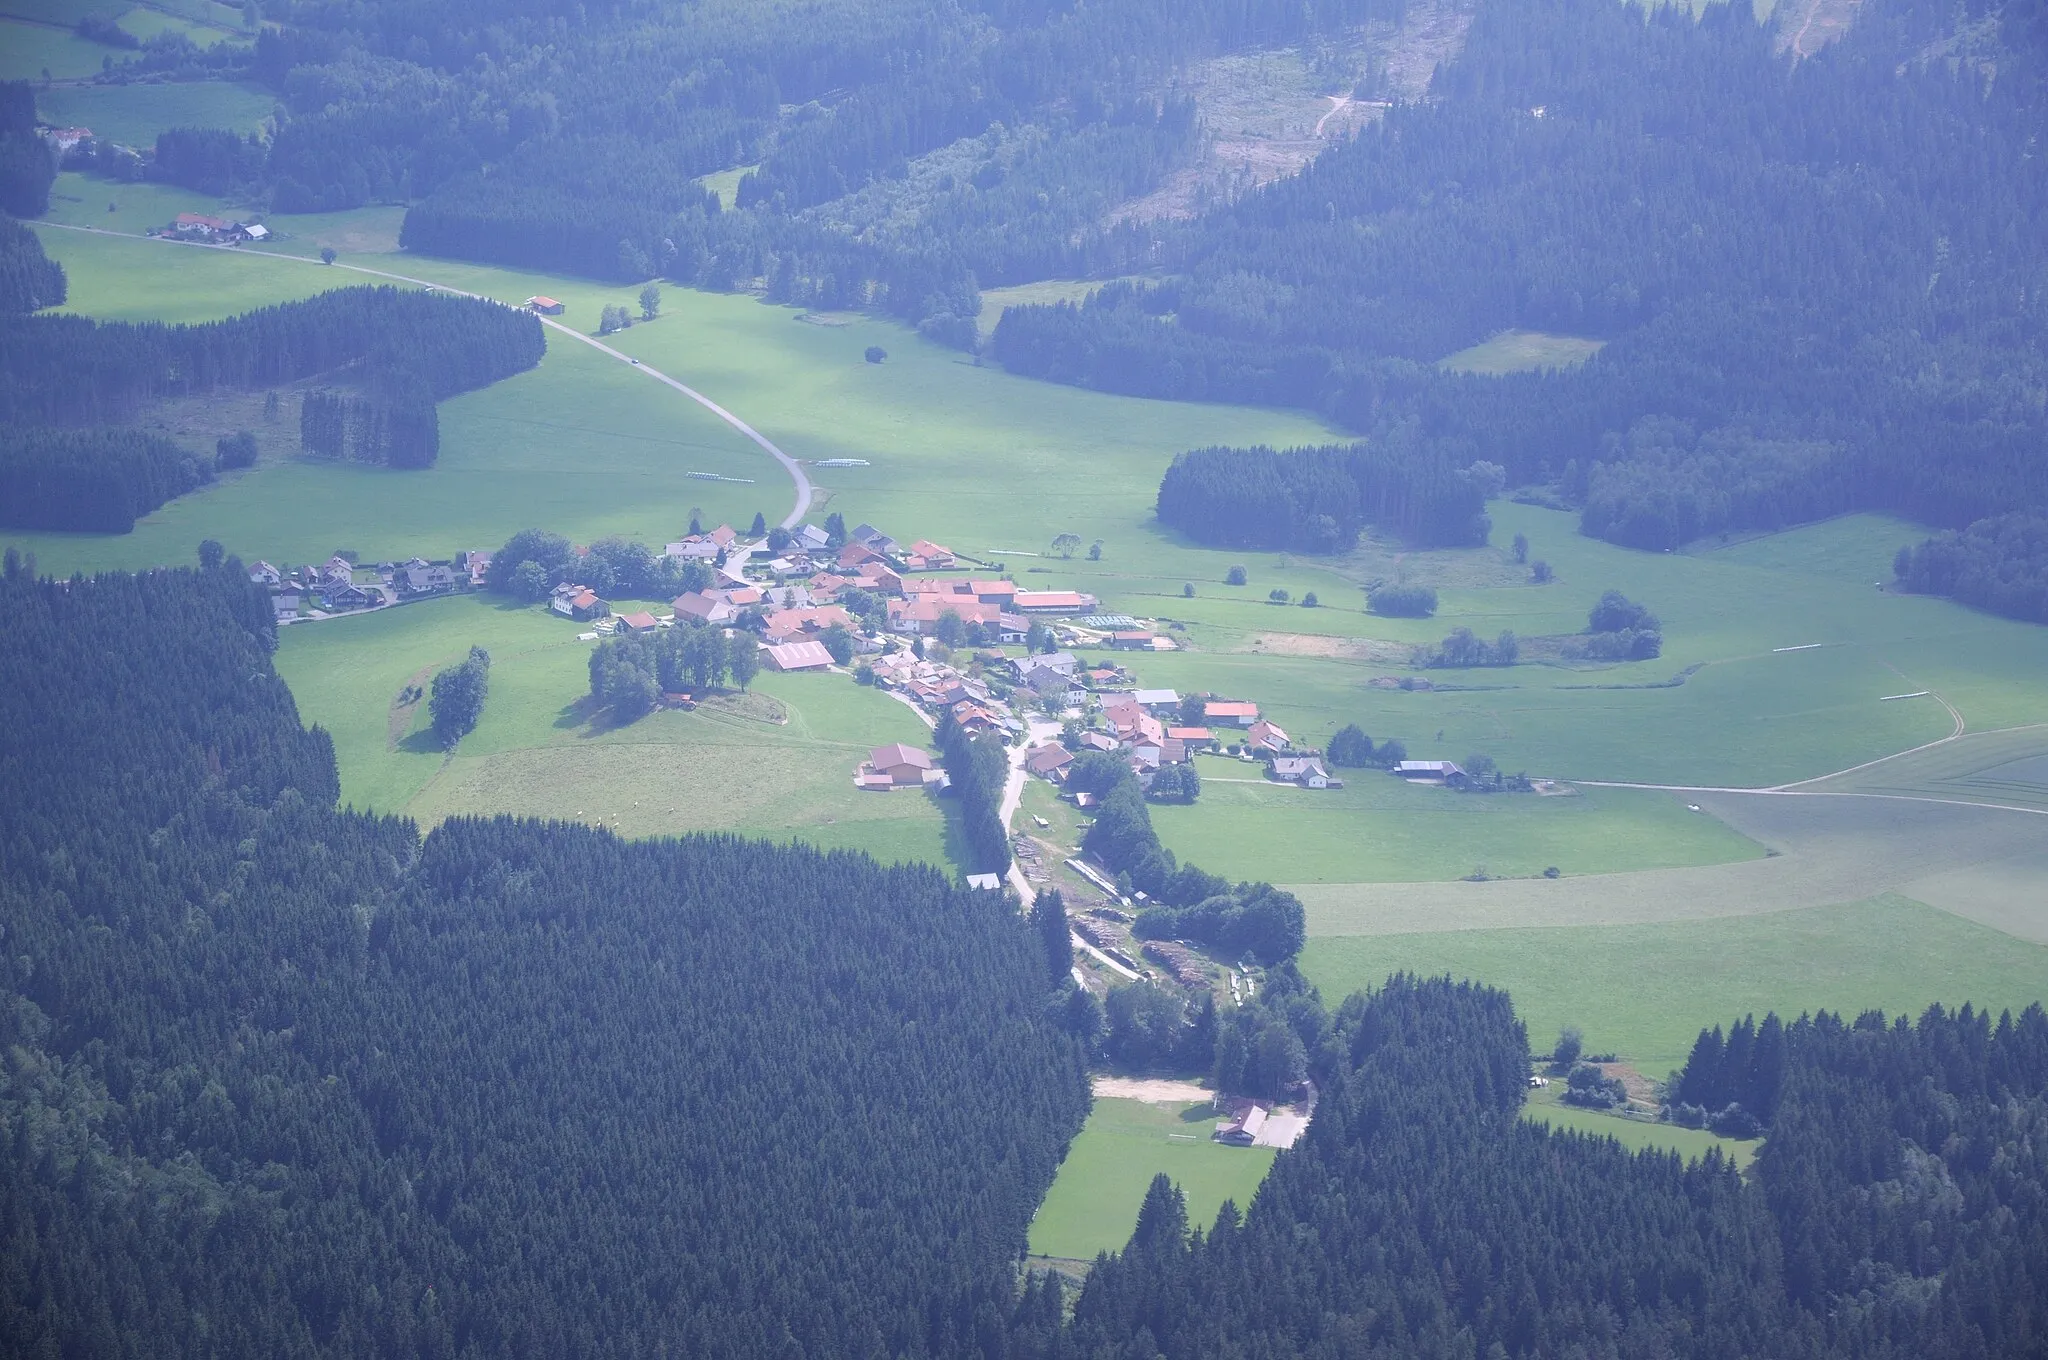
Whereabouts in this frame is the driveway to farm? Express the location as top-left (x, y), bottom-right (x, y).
top-left (36, 223), bottom-right (815, 530)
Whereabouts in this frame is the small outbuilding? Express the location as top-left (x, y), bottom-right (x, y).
top-left (525, 296), bottom-right (565, 315)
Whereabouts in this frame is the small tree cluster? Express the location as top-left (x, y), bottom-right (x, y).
top-left (430, 645), bottom-right (491, 746)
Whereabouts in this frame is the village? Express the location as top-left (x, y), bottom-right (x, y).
top-left (243, 514), bottom-right (1514, 1153)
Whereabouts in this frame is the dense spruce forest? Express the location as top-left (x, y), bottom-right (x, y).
top-left (0, 216), bottom-right (64, 314)
top-left (1894, 513), bottom-right (2048, 623)
top-left (1000, 977), bottom-right (2048, 1358)
top-left (1, 81), bottom-right (55, 218)
top-left (990, 0), bottom-right (2048, 563)
top-left (0, 288), bottom-right (541, 529)
top-left (0, 558), bottom-right (1089, 1357)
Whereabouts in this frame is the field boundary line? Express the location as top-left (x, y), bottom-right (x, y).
top-left (33, 221), bottom-right (812, 528)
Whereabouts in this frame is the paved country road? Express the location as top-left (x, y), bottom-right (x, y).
top-left (36, 223), bottom-right (815, 529)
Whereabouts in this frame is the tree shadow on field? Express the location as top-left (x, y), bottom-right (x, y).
top-left (397, 729), bottom-right (445, 755)
top-left (558, 694), bottom-right (653, 739)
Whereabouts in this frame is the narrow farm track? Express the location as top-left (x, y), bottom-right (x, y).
top-left (33, 222), bottom-right (813, 529)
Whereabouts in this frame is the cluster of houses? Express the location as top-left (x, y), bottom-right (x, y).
top-left (1018, 689), bottom-right (1344, 794)
top-left (158, 213), bottom-right (271, 245)
top-left (250, 552), bottom-right (485, 621)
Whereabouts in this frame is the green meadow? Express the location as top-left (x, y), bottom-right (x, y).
top-left (37, 80), bottom-right (275, 147)
top-left (1521, 1086), bottom-right (1756, 1170)
top-left (1302, 895), bottom-right (2048, 1077)
top-left (273, 594), bottom-right (950, 865)
top-left (1152, 772), bottom-right (1764, 884)
top-left (1028, 1097), bottom-right (1274, 1263)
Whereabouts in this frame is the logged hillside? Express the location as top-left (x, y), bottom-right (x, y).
top-left (0, 556), bottom-right (1088, 1357)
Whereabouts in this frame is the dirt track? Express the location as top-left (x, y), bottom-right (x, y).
top-left (1092, 1077), bottom-right (1214, 1104)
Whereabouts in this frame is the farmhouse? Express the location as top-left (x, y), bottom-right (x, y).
top-left (671, 591), bottom-right (735, 625)
top-left (524, 296), bottom-right (565, 315)
top-left (617, 611), bottom-right (660, 634)
top-left (761, 604), bottom-right (852, 642)
top-left (858, 742), bottom-right (940, 789)
top-left (1025, 744), bottom-right (1074, 780)
top-left (765, 640), bottom-right (833, 671)
top-left (904, 539), bottom-right (955, 569)
top-left (1271, 755), bottom-right (1336, 788)
top-left (1205, 700), bottom-right (1259, 726)
top-left (172, 212), bottom-right (230, 240)
top-left (401, 563), bottom-right (458, 595)
top-left (459, 549), bottom-right (492, 586)
top-left (1133, 688), bottom-right (1179, 710)
top-left (248, 560), bottom-right (282, 587)
top-left (1214, 1101), bottom-right (1269, 1146)
top-left (552, 587), bottom-right (610, 622)
top-left (319, 581), bottom-right (379, 611)
top-left (1395, 760), bottom-right (1467, 786)
top-left (1247, 719), bottom-right (1291, 753)
top-left (1168, 726), bottom-right (1213, 748)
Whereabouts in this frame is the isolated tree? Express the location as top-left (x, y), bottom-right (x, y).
top-left (1589, 590), bottom-right (1658, 634)
top-left (638, 283), bottom-right (661, 320)
top-left (430, 646), bottom-right (491, 746)
top-left (319, 246), bottom-right (336, 265)
top-left (766, 526), bottom-right (793, 552)
top-left (197, 539), bottom-right (224, 570)
top-left (1032, 889), bottom-right (1072, 985)
top-left (1302, 591), bottom-right (1318, 607)
top-left (1268, 588), bottom-right (1290, 604)
top-left (1226, 565), bottom-right (1247, 586)
top-left (1025, 619), bottom-right (1051, 653)
top-left (864, 345), bottom-right (887, 363)
top-left (1530, 559), bottom-right (1554, 583)
top-left (1553, 1025), bottom-right (1584, 1068)
top-left (1512, 532), bottom-right (1530, 564)
top-left (726, 633), bottom-right (760, 690)
top-left (1328, 724), bottom-right (1374, 767)
top-left (216, 430), bottom-right (257, 469)
top-left (1465, 753), bottom-right (1498, 782)
top-left (1087, 540), bottom-right (1103, 561)
top-left (599, 304), bottom-right (631, 335)
top-left (1377, 738), bottom-right (1408, 765)
top-left (824, 512), bottom-right (847, 546)
top-left (1051, 533), bottom-right (1082, 559)
top-left (1182, 582), bottom-right (1195, 597)
top-left (749, 511), bottom-right (767, 537)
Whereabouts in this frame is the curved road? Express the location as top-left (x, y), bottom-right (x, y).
top-left (37, 222), bottom-right (814, 529)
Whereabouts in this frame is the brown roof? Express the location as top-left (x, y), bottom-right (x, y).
top-left (869, 742), bottom-right (933, 771)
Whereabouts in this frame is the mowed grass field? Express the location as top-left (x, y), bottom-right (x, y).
top-left (1521, 1084), bottom-right (1756, 1170)
top-left (37, 80), bottom-right (275, 147)
top-left (1153, 764), bottom-right (1763, 883)
top-left (1302, 894), bottom-right (2048, 1077)
top-left (274, 594), bottom-right (951, 866)
top-left (1028, 1098), bottom-right (1274, 1263)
